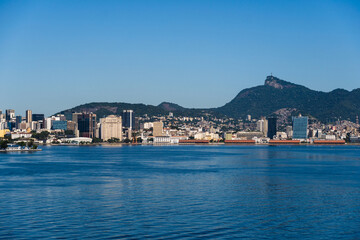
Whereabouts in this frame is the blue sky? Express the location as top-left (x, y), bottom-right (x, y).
top-left (0, 0), bottom-right (359, 116)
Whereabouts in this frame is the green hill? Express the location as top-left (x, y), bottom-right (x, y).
top-left (58, 76), bottom-right (360, 123)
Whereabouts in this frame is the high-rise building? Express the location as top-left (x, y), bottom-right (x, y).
top-left (32, 114), bottom-right (44, 122)
top-left (44, 118), bottom-right (52, 130)
top-left (15, 116), bottom-right (22, 129)
top-left (122, 110), bottom-right (135, 129)
top-left (100, 115), bottom-right (122, 141)
top-left (267, 117), bottom-right (277, 139)
top-left (6, 109), bottom-right (15, 121)
top-left (26, 110), bottom-right (32, 124)
top-left (292, 115), bottom-right (308, 139)
top-left (76, 113), bottom-right (97, 138)
top-left (286, 126), bottom-right (293, 138)
top-left (153, 121), bottom-right (164, 137)
top-left (72, 113), bottom-right (82, 123)
top-left (257, 118), bottom-right (268, 136)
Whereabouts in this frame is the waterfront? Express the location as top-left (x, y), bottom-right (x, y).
top-left (1, 145), bottom-right (360, 239)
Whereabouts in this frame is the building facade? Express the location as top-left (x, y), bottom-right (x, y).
top-left (122, 110), bottom-right (135, 129)
top-left (6, 109), bottom-right (15, 121)
top-left (100, 115), bottom-right (123, 141)
top-left (32, 114), bottom-right (45, 122)
top-left (267, 117), bottom-right (277, 139)
top-left (75, 113), bottom-right (97, 138)
top-left (153, 121), bottom-right (164, 137)
top-left (292, 116), bottom-right (308, 139)
top-left (26, 110), bottom-right (32, 124)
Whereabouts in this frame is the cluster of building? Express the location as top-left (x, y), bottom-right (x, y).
top-left (1, 108), bottom-right (360, 145)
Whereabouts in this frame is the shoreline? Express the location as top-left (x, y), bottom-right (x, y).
top-left (0, 149), bottom-right (42, 153)
top-left (43, 142), bottom-right (360, 147)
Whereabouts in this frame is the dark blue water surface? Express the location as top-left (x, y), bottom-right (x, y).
top-left (1, 145), bottom-right (360, 239)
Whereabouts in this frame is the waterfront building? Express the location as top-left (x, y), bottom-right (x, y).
top-left (236, 131), bottom-right (264, 140)
top-left (76, 113), bottom-right (97, 138)
top-left (267, 117), bottom-right (277, 139)
top-left (286, 126), bottom-right (293, 138)
top-left (26, 110), bottom-right (32, 124)
top-left (292, 115), bottom-right (308, 139)
top-left (153, 121), bottom-right (164, 137)
top-left (122, 110), bottom-right (135, 129)
top-left (100, 115), bottom-right (123, 141)
top-left (153, 136), bottom-right (180, 144)
top-left (257, 118), bottom-right (268, 136)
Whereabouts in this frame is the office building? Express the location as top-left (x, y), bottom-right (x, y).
top-left (292, 115), bottom-right (308, 139)
top-left (15, 116), bottom-right (22, 129)
top-left (153, 121), bottom-right (164, 137)
top-left (100, 115), bottom-right (122, 141)
top-left (52, 121), bottom-right (67, 130)
top-left (67, 121), bottom-right (77, 133)
top-left (267, 117), bottom-right (277, 139)
top-left (32, 114), bottom-right (45, 122)
top-left (257, 118), bottom-right (268, 136)
top-left (122, 110), bottom-right (135, 129)
top-left (44, 118), bottom-right (52, 130)
top-left (26, 110), bottom-right (32, 123)
top-left (76, 113), bottom-right (97, 138)
top-left (6, 109), bottom-right (15, 121)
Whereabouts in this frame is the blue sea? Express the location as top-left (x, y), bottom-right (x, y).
top-left (1, 145), bottom-right (360, 239)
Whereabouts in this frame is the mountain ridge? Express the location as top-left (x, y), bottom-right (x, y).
top-left (57, 76), bottom-right (360, 123)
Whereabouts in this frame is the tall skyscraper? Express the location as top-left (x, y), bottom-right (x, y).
top-left (100, 115), bottom-right (123, 141)
top-left (122, 110), bottom-right (135, 129)
top-left (267, 117), bottom-right (277, 139)
top-left (26, 110), bottom-right (32, 123)
top-left (6, 109), bottom-right (15, 121)
top-left (292, 115), bottom-right (308, 139)
top-left (76, 113), bottom-right (97, 138)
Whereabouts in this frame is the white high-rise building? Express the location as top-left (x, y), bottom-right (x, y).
top-left (100, 115), bottom-right (123, 141)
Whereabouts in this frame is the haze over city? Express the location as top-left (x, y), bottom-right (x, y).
top-left (1, 0), bottom-right (360, 116)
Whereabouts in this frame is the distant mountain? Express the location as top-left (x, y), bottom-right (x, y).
top-left (57, 76), bottom-right (360, 123)
top-left (215, 76), bottom-right (360, 122)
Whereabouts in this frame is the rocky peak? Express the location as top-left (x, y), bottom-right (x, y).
top-left (264, 75), bottom-right (295, 89)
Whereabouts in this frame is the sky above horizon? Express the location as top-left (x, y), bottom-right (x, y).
top-left (1, 0), bottom-right (360, 116)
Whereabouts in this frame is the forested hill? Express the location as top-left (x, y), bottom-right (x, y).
top-left (58, 76), bottom-right (360, 122)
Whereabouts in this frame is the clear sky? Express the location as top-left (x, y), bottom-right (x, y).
top-left (0, 0), bottom-right (360, 116)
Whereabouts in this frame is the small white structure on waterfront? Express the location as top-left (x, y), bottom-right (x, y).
top-left (60, 137), bottom-right (93, 144)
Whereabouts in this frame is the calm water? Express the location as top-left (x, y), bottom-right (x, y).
top-left (1, 145), bottom-right (360, 239)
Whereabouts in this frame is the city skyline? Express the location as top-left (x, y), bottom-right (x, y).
top-left (1, 0), bottom-right (360, 116)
